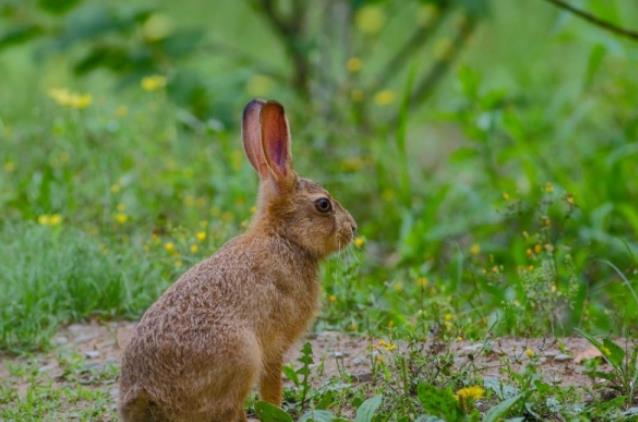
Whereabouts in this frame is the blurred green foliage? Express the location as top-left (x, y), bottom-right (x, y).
top-left (1, 0), bottom-right (638, 353)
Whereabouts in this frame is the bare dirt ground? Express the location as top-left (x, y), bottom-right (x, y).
top-left (1, 321), bottom-right (625, 420)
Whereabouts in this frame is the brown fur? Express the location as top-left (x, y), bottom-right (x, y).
top-left (119, 100), bottom-right (356, 421)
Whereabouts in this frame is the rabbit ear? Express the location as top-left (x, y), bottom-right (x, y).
top-left (242, 99), bottom-right (269, 178)
top-left (260, 100), bottom-right (293, 186)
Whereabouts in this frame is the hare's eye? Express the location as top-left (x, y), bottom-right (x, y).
top-left (314, 197), bottom-right (332, 213)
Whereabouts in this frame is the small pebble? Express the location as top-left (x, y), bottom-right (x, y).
top-left (554, 353), bottom-right (571, 362)
top-left (84, 350), bottom-right (100, 359)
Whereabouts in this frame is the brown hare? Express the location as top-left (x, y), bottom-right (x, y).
top-left (119, 99), bottom-right (357, 421)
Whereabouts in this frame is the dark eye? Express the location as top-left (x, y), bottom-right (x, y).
top-left (314, 197), bottom-right (332, 213)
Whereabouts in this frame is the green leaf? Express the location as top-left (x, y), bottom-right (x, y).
top-left (584, 44), bottom-right (606, 89)
top-left (417, 384), bottom-right (463, 421)
top-left (354, 395), bottom-right (383, 422)
top-left (253, 401), bottom-right (293, 422)
top-left (483, 394), bottom-right (522, 422)
top-left (0, 24), bottom-right (44, 51)
top-left (602, 338), bottom-right (625, 369)
top-left (299, 409), bottom-right (335, 422)
top-left (38, 0), bottom-right (82, 14)
top-left (282, 365), bottom-right (299, 385)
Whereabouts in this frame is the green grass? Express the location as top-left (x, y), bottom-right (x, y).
top-left (1, 0), bottom-right (638, 418)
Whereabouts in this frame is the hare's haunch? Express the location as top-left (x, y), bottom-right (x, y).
top-left (119, 100), bottom-right (357, 422)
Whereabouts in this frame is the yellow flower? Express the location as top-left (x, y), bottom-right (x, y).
top-left (48, 88), bottom-right (92, 109)
top-left (470, 243), bottom-right (480, 256)
top-left (444, 313), bottom-right (454, 322)
top-left (346, 57), bottom-right (363, 73)
top-left (416, 277), bottom-right (429, 288)
top-left (545, 182), bottom-right (554, 193)
top-left (328, 294), bottom-right (337, 303)
top-left (355, 5), bottom-right (386, 35)
top-left (196, 231), bottom-right (207, 242)
top-left (354, 236), bottom-right (365, 248)
top-left (115, 213), bottom-right (128, 224)
top-left (542, 216), bottom-right (551, 227)
top-left (164, 242), bottom-right (175, 253)
top-left (376, 339), bottom-right (397, 352)
top-left (526, 248), bottom-right (534, 258)
top-left (3, 161), bottom-right (15, 173)
top-left (522, 230), bottom-right (529, 238)
top-left (544, 243), bottom-right (554, 253)
top-left (566, 193), bottom-right (575, 205)
top-left (491, 265), bottom-right (500, 274)
top-left (50, 214), bottom-right (62, 225)
top-left (525, 347), bottom-right (535, 358)
top-left (246, 74), bottom-right (274, 97)
top-left (534, 244), bottom-right (543, 254)
top-left (455, 385), bottom-right (485, 402)
top-left (373, 89), bottom-right (396, 106)
top-left (110, 183), bottom-right (121, 193)
top-left (250, 206), bottom-right (257, 214)
top-left (141, 75), bottom-right (167, 92)
top-left (393, 281), bottom-right (403, 292)
top-left (502, 191), bottom-right (510, 201)
top-left (190, 244), bottom-right (199, 254)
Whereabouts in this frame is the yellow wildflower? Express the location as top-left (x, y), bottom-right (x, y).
top-left (522, 230), bottom-right (529, 238)
top-left (545, 182), bottom-right (554, 193)
top-left (141, 75), bottom-right (167, 92)
top-left (328, 294), bottom-right (337, 303)
top-left (456, 385), bottom-right (485, 402)
top-left (544, 243), bottom-right (554, 253)
top-left (355, 5), bottom-right (386, 35)
top-left (393, 281), bottom-right (403, 292)
top-left (502, 191), bottom-right (510, 201)
top-left (373, 89), bottom-right (396, 106)
top-left (376, 339), bottom-right (397, 352)
top-left (115, 213), bottom-right (128, 224)
top-left (164, 242), bottom-right (175, 253)
top-left (49, 214), bottom-right (62, 225)
top-left (534, 244), bottom-right (543, 254)
top-left (354, 236), bottom-right (365, 248)
top-left (470, 243), bottom-right (480, 256)
top-left (48, 88), bottom-right (92, 109)
top-left (3, 161), bottom-right (15, 173)
top-left (346, 57), bottom-right (363, 73)
top-left (566, 193), bottom-right (575, 205)
top-left (110, 183), bottom-right (121, 194)
top-left (525, 347), bottom-right (535, 358)
top-left (416, 277), bottom-right (429, 288)
top-left (444, 313), bottom-right (454, 322)
top-left (190, 244), bottom-right (199, 254)
top-left (250, 206), bottom-right (257, 214)
top-left (196, 231), bottom-right (207, 242)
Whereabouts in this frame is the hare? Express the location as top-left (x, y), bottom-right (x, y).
top-left (119, 99), bottom-right (357, 421)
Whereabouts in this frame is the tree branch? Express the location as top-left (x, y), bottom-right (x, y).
top-left (541, 0), bottom-right (638, 41)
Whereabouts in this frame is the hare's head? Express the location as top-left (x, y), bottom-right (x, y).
top-left (242, 99), bottom-right (356, 259)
